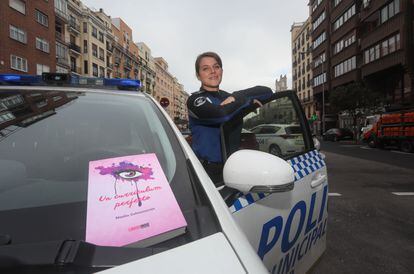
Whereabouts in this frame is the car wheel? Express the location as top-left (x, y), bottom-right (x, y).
top-left (269, 145), bottom-right (282, 157)
top-left (333, 135), bottom-right (338, 142)
top-left (400, 140), bottom-right (413, 153)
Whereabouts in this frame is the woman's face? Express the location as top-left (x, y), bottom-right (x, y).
top-left (197, 57), bottom-right (223, 91)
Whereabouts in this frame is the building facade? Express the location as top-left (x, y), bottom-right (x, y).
top-left (136, 42), bottom-right (156, 95)
top-left (154, 57), bottom-right (175, 117)
top-left (291, 18), bottom-right (316, 120)
top-left (0, 0), bottom-right (56, 75)
top-left (111, 18), bottom-right (140, 79)
top-left (275, 74), bottom-right (288, 92)
top-left (309, 0), bottom-right (414, 131)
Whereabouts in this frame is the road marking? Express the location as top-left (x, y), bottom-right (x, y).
top-left (392, 192), bottom-right (414, 196)
top-left (329, 193), bottom-right (342, 197)
top-left (360, 146), bottom-right (372, 150)
top-left (390, 150), bottom-right (413, 155)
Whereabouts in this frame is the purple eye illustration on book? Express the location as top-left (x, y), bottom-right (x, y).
top-left (96, 161), bottom-right (154, 206)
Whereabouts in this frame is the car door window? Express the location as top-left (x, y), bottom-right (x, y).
top-left (223, 92), bottom-right (312, 160)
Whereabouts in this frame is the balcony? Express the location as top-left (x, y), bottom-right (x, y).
top-left (69, 43), bottom-right (81, 54)
top-left (56, 57), bottom-right (70, 67)
top-left (55, 32), bottom-right (68, 45)
top-left (107, 63), bottom-right (113, 70)
top-left (106, 44), bottom-right (114, 53)
top-left (69, 19), bottom-right (81, 34)
top-left (124, 62), bottom-right (132, 70)
top-left (55, 8), bottom-right (68, 22)
top-left (114, 57), bottom-right (121, 65)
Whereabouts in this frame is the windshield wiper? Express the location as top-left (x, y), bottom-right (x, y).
top-left (0, 240), bottom-right (167, 268)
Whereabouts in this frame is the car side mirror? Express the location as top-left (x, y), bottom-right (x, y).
top-left (313, 135), bottom-right (321, 151)
top-left (223, 150), bottom-right (295, 193)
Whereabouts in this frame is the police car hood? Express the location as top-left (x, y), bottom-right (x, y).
top-left (101, 232), bottom-right (246, 274)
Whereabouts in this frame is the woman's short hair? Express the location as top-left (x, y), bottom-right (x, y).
top-left (195, 52), bottom-right (222, 75)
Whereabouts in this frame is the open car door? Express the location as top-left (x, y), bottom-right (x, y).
top-left (222, 90), bottom-right (328, 274)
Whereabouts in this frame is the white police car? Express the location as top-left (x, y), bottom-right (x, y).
top-left (0, 74), bottom-right (327, 274)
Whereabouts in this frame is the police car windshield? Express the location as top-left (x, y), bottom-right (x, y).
top-left (0, 89), bottom-right (180, 235)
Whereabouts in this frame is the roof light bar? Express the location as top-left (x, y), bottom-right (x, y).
top-left (0, 73), bottom-right (141, 90)
top-left (0, 74), bottom-right (41, 84)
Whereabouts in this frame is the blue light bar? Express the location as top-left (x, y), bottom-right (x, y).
top-left (0, 73), bottom-right (141, 90)
top-left (104, 78), bottom-right (141, 89)
top-left (0, 74), bottom-right (41, 84)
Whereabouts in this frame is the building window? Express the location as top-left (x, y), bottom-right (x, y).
top-left (99, 66), bottom-right (105, 77)
top-left (83, 40), bottom-right (88, 53)
top-left (312, 11), bottom-right (325, 31)
top-left (380, 0), bottom-right (400, 24)
top-left (56, 42), bottom-right (67, 58)
top-left (364, 33), bottom-right (401, 64)
top-left (35, 10), bottom-right (49, 27)
top-left (36, 37), bottom-right (50, 53)
top-left (36, 64), bottom-right (50, 75)
top-left (333, 31), bottom-right (356, 55)
top-left (99, 48), bottom-right (105, 61)
top-left (92, 63), bottom-right (98, 77)
top-left (333, 4), bottom-right (356, 31)
top-left (92, 26), bottom-right (98, 38)
top-left (9, 25), bottom-right (27, 43)
top-left (334, 0), bottom-right (343, 7)
top-left (313, 32), bottom-right (326, 49)
top-left (334, 56), bottom-right (356, 77)
top-left (10, 55), bottom-right (28, 72)
top-left (92, 43), bottom-right (98, 58)
top-left (83, 22), bottom-right (88, 33)
top-left (314, 52), bottom-right (326, 68)
top-left (84, 61), bottom-right (88, 74)
top-left (98, 31), bottom-right (104, 43)
top-left (313, 73), bottom-right (326, 87)
top-left (9, 0), bottom-right (25, 14)
top-left (312, 0), bottom-right (323, 12)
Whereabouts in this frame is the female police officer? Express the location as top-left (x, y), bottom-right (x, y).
top-left (187, 52), bottom-right (272, 186)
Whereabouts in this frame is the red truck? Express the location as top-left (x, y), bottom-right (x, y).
top-left (362, 111), bottom-right (414, 153)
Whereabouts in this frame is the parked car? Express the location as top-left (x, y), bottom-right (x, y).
top-left (323, 128), bottom-right (354, 142)
top-left (249, 124), bottom-right (305, 157)
top-left (0, 74), bottom-right (327, 274)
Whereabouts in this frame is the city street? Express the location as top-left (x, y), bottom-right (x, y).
top-left (310, 140), bottom-right (414, 274)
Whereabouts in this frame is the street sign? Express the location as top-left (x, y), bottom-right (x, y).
top-left (160, 97), bottom-right (170, 108)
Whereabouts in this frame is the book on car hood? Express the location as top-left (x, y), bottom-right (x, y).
top-left (85, 153), bottom-right (187, 247)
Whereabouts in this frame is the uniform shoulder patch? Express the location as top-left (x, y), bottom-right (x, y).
top-left (194, 96), bottom-right (207, 107)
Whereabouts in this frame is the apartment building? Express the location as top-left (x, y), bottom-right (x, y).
top-left (55, 0), bottom-right (70, 73)
top-left (111, 18), bottom-right (140, 79)
top-left (0, 0), bottom-right (56, 75)
top-left (136, 42), bottom-right (156, 95)
top-left (309, 0), bottom-right (413, 128)
top-left (67, 0), bottom-right (82, 75)
top-left (172, 80), bottom-right (189, 125)
top-left (93, 9), bottom-right (115, 78)
top-left (291, 18), bottom-right (315, 119)
top-left (359, 0), bottom-right (413, 107)
top-left (154, 57), bottom-right (175, 117)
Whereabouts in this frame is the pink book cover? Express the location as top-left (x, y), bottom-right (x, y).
top-left (85, 153), bottom-right (187, 247)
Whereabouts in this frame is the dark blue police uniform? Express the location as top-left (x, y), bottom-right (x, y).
top-left (187, 86), bottom-right (272, 185)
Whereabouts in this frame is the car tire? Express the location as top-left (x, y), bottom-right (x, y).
top-left (269, 145), bottom-right (282, 157)
top-left (400, 140), bottom-right (413, 153)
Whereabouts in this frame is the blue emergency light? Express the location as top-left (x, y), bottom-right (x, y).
top-left (0, 73), bottom-right (141, 90)
top-left (0, 74), bottom-right (41, 84)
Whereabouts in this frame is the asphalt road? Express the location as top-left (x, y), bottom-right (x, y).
top-left (309, 140), bottom-right (414, 274)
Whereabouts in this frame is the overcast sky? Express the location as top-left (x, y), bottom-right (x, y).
top-left (82, 0), bottom-right (309, 94)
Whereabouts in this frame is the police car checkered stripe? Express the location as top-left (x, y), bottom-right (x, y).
top-left (229, 150), bottom-right (325, 213)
